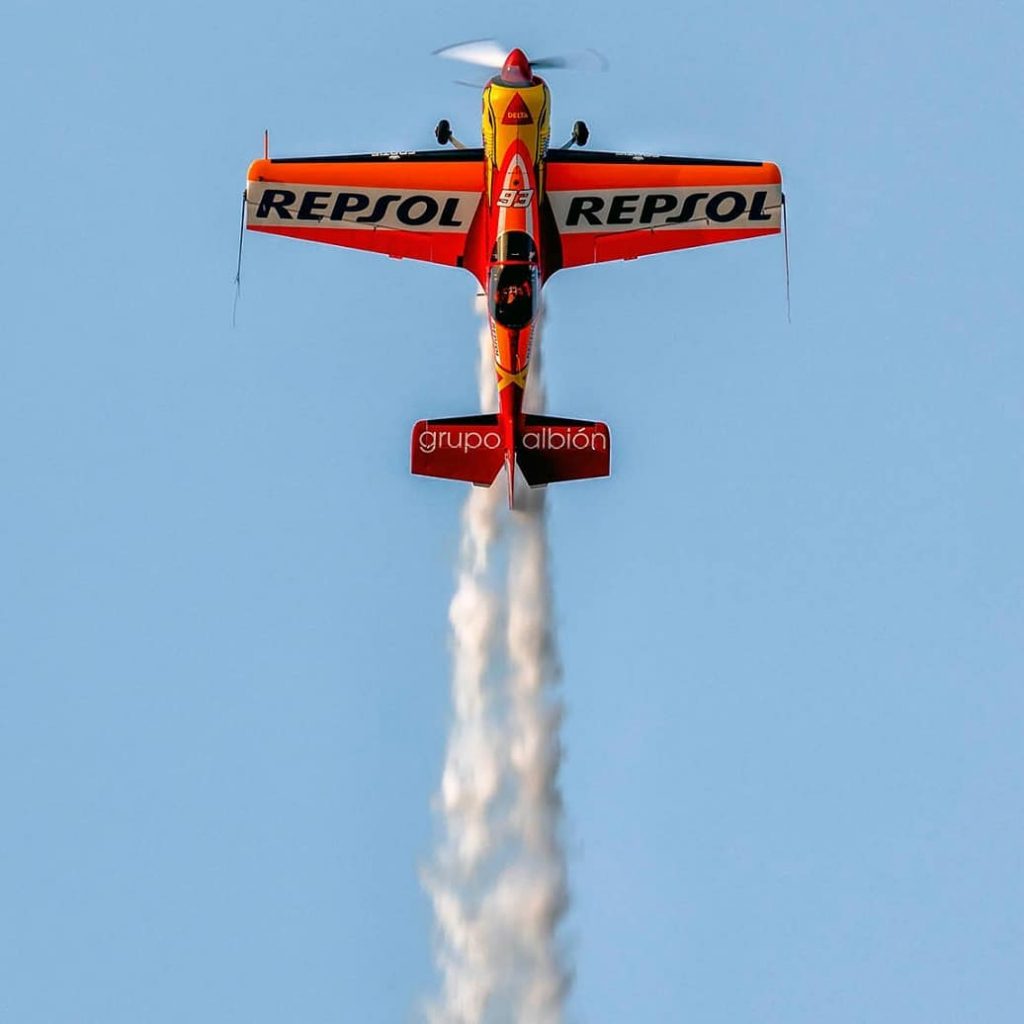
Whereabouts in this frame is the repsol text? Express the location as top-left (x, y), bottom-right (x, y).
top-left (553, 187), bottom-right (781, 232)
top-left (247, 184), bottom-right (479, 232)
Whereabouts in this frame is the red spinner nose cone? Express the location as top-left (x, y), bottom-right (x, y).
top-left (501, 48), bottom-right (533, 85)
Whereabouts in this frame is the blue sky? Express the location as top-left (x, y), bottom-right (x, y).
top-left (2, 1), bottom-right (1021, 1021)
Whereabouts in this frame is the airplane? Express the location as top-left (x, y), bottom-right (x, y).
top-left (243, 42), bottom-right (784, 508)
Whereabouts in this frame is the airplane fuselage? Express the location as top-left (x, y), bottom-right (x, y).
top-left (478, 52), bottom-right (553, 504)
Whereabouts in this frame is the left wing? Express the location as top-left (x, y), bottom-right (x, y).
top-left (544, 150), bottom-right (782, 270)
top-left (246, 150), bottom-right (485, 269)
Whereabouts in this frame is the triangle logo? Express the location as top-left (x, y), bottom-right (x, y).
top-left (501, 92), bottom-right (534, 125)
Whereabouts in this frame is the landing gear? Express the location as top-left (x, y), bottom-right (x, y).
top-left (561, 120), bottom-right (590, 149)
top-left (435, 118), bottom-right (467, 150)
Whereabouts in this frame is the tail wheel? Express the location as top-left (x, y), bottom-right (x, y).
top-left (435, 119), bottom-right (452, 145)
top-left (572, 120), bottom-right (589, 146)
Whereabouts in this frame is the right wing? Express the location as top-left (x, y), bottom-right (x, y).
top-left (544, 150), bottom-right (782, 270)
top-left (246, 150), bottom-right (486, 270)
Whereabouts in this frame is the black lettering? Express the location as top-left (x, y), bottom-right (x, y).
top-left (666, 192), bottom-right (709, 224)
top-left (608, 194), bottom-right (640, 225)
top-left (330, 193), bottom-right (371, 221)
top-left (298, 191), bottom-right (332, 220)
top-left (748, 190), bottom-right (772, 221)
top-left (438, 196), bottom-right (463, 227)
top-left (706, 191), bottom-right (746, 222)
top-left (640, 194), bottom-right (677, 224)
top-left (356, 194), bottom-right (400, 223)
top-left (256, 189), bottom-right (296, 219)
top-left (566, 196), bottom-right (604, 226)
top-left (397, 195), bottom-right (439, 226)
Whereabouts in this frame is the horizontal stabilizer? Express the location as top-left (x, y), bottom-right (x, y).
top-left (411, 415), bottom-right (505, 485)
top-left (516, 414), bottom-right (610, 485)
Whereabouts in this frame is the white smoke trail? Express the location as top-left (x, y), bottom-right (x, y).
top-left (423, 300), bottom-right (505, 1023)
top-left (501, 311), bottom-right (569, 1022)
top-left (424, 300), bottom-right (569, 1023)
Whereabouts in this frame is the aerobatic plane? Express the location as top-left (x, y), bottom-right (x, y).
top-left (244, 42), bottom-right (784, 507)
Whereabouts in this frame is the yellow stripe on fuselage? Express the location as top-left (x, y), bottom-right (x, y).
top-left (481, 79), bottom-right (551, 198)
top-left (495, 366), bottom-right (529, 392)
top-left (482, 79), bottom-right (550, 414)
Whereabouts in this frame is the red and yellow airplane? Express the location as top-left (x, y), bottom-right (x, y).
top-left (245, 44), bottom-right (783, 507)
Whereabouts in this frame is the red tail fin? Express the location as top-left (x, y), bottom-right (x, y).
top-left (516, 414), bottom-right (611, 485)
top-left (411, 415), bottom-right (505, 485)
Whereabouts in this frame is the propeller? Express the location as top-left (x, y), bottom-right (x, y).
top-left (433, 39), bottom-right (608, 74)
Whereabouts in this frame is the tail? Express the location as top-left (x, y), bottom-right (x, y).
top-left (516, 414), bottom-right (610, 486)
top-left (411, 415), bottom-right (505, 486)
top-left (411, 413), bottom-right (610, 505)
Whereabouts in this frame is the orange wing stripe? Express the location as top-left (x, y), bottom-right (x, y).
top-left (247, 158), bottom-right (484, 192)
top-left (546, 160), bottom-right (781, 190)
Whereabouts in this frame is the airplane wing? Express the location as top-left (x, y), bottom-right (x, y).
top-left (544, 151), bottom-right (782, 270)
top-left (246, 150), bottom-right (486, 269)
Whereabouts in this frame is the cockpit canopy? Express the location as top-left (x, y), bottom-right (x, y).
top-left (490, 231), bottom-right (537, 264)
top-left (489, 263), bottom-right (537, 329)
